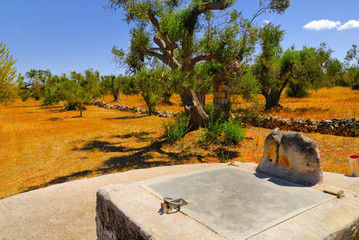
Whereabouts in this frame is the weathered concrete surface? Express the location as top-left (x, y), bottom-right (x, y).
top-left (1, 162), bottom-right (358, 240)
top-left (97, 162), bottom-right (359, 240)
top-left (0, 163), bottom-right (221, 240)
top-left (96, 183), bottom-right (226, 240)
top-left (145, 167), bottom-right (333, 240)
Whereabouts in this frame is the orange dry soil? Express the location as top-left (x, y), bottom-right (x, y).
top-left (0, 86), bottom-right (358, 199)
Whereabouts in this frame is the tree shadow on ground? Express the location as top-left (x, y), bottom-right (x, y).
top-left (23, 131), bottom-right (206, 193)
top-left (48, 117), bottom-right (62, 121)
top-left (77, 140), bottom-right (136, 153)
top-left (40, 105), bottom-right (68, 113)
top-left (215, 147), bottom-right (240, 160)
top-left (104, 115), bottom-right (148, 121)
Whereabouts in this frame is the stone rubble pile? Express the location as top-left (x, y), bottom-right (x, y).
top-left (93, 100), bottom-right (175, 118)
top-left (261, 115), bottom-right (359, 137)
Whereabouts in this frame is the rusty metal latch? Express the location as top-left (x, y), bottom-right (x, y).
top-left (160, 197), bottom-right (188, 214)
top-left (323, 190), bottom-right (345, 198)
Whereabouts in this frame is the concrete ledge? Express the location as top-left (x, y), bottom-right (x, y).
top-left (96, 183), bottom-right (225, 240)
top-left (0, 163), bottom-right (222, 240)
top-left (96, 163), bottom-right (359, 240)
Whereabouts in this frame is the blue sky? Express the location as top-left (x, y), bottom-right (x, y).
top-left (1, 0), bottom-right (359, 77)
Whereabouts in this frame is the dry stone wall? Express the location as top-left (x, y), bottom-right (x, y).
top-left (93, 100), bottom-right (174, 118)
top-left (261, 115), bottom-right (359, 137)
top-left (94, 100), bottom-right (358, 137)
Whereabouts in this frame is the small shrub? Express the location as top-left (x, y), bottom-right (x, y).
top-left (234, 102), bottom-right (264, 126)
top-left (285, 87), bottom-right (309, 97)
top-left (197, 104), bottom-right (246, 146)
top-left (64, 102), bottom-right (79, 110)
top-left (21, 92), bottom-right (30, 102)
top-left (197, 120), bottom-right (246, 146)
top-left (197, 104), bottom-right (226, 146)
top-left (163, 112), bottom-right (191, 144)
top-left (143, 91), bottom-right (160, 115)
top-left (222, 121), bottom-right (246, 145)
top-left (197, 127), bottom-right (219, 146)
top-left (205, 103), bottom-right (228, 125)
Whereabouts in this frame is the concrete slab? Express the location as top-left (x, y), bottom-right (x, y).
top-left (144, 167), bottom-right (333, 240)
top-left (96, 163), bottom-right (359, 240)
top-left (0, 163), bottom-right (222, 240)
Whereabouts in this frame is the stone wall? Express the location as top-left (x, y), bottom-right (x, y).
top-left (93, 100), bottom-right (174, 118)
top-left (94, 100), bottom-right (358, 137)
top-left (261, 115), bottom-right (359, 137)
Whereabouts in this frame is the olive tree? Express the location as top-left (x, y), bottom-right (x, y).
top-left (345, 44), bottom-right (359, 89)
top-left (108, 0), bottom-right (290, 129)
top-left (253, 23), bottom-right (331, 109)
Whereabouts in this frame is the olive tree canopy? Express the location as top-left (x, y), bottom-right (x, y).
top-left (109, 0), bottom-right (290, 128)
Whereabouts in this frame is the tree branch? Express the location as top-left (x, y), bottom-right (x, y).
top-left (142, 50), bottom-right (168, 63)
top-left (200, 2), bottom-right (226, 12)
top-left (147, 10), bottom-right (161, 31)
top-left (147, 10), bottom-right (178, 51)
top-left (187, 54), bottom-right (214, 68)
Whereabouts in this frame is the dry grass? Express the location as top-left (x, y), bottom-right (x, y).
top-left (255, 87), bottom-right (359, 120)
top-left (0, 87), bottom-right (358, 199)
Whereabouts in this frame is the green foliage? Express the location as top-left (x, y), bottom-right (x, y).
top-left (222, 121), bottom-right (246, 145)
top-left (121, 75), bottom-right (139, 95)
top-left (163, 112), bottom-right (191, 144)
top-left (345, 44), bottom-right (359, 66)
top-left (83, 69), bottom-right (102, 100)
top-left (346, 67), bottom-right (359, 90)
top-left (133, 65), bottom-right (163, 115)
top-left (198, 120), bottom-right (245, 146)
top-left (253, 24), bottom-right (332, 108)
top-left (345, 44), bottom-right (359, 90)
top-left (101, 74), bottom-right (124, 101)
top-left (285, 84), bottom-right (308, 97)
top-left (23, 69), bottom-right (52, 101)
top-left (42, 75), bottom-right (63, 106)
top-left (231, 68), bottom-right (260, 101)
top-left (198, 103), bottom-right (246, 146)
top-left (112, 26), bottom-right (150, 74)
top-left (326, 57), bottom-right (344, 86)
top-left (233, 102), bottom-right (264, 126)
top-left (0, 43), bottom-right (18, 105)
top-left (60, 78), bottom-right (92, 117)
top-left (109, 0), bottom-right (291, 127)
top-left (58, 69), bottom-right (101, 116)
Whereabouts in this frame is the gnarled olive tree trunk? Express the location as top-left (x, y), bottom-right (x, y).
top-left (180, 87), bottom-right (209, 130)
top-left (263, 90), bottom-right (282, 110)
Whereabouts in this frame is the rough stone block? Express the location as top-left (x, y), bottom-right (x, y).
top-left (256, 128), bottom-right (323, 186)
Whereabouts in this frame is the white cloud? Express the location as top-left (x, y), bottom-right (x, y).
top-left (303, 20), bottom-right (341, 31)
top-left (263, 20), bottom-right (271, 24)
top-left (337, 20), bottom-right (359, 30)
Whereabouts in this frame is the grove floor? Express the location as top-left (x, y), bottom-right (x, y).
top-left (0, 87), bottom-right (358, 199)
